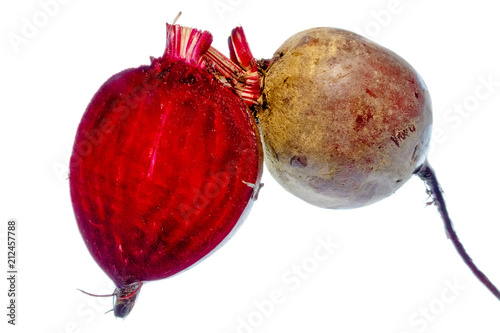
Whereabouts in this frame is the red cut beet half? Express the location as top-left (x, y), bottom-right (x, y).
top-left (69, 22), bottom-right (263, 317)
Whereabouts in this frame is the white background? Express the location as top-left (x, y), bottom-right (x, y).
top-left (1, 0), bottom-right (500, 332)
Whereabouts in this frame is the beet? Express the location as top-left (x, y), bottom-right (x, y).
top-left (70, 22), bottom-right (263, 317)
top-left (206, 26), bottom-right (500, 303)
top-left (259, 27), bottom-right (432, 209)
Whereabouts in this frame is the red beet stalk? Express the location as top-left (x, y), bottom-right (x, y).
top-left (205, 27), bottom-right (262, 107)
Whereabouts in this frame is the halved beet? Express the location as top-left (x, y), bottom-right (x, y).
top-left (70, 23), bottom-right (263, 317)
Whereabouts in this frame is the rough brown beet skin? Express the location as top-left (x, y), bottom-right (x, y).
top-left (258, 27), bottom-right (432, 208)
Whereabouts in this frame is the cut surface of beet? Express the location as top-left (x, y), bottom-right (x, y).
top-left (70, 22), bottom-right (262, 317)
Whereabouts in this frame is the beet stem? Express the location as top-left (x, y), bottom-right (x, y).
top-left (416, 160), bottom-right (500, 301)
top-left (162, 23), bottom-right (213, 67)
top-left (204, 27), bottom-right (261, 107)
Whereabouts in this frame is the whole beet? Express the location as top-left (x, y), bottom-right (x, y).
top-left (205, 24), bottom-right (500, 306)
top-left (258, 27), bottom-right (432, 208)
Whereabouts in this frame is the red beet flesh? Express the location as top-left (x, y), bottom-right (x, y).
top-left (70, 23), bottom-right (263, 317)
